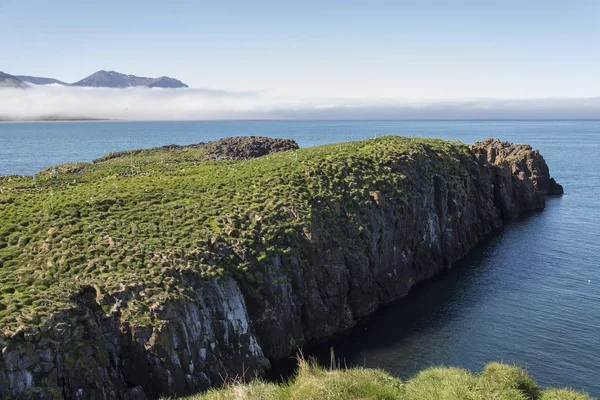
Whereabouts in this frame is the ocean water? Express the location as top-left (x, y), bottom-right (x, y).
top-left (1, 120), bottom-right (599, 396)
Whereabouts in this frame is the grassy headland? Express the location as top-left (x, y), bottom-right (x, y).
top-left (0, 136), bottom-right (469, 334)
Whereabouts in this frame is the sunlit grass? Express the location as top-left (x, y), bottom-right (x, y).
top-left (178, 359), bottom-right (593, 400)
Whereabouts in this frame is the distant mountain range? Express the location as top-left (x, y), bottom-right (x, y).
top-left (2, 70), bottom-right (189, 88)
top-left (72, 70), bottom-right (188, 88)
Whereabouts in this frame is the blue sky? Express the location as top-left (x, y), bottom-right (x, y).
top-left (2, 0), bottom-right (600, 99)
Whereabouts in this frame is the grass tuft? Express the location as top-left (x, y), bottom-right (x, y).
top-left (541, 389), bottom-right (594, 400)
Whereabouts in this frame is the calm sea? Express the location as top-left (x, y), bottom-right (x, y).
top-left (1, 120), bottom-right (599, 396)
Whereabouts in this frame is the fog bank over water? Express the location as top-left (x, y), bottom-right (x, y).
top-left (2, 85), bottom-right (600, 121)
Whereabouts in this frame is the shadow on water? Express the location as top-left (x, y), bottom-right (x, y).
top-left (267, 210), bottom-right (546, 382)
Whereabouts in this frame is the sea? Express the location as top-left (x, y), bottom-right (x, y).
top-left (1, 120), bottom-right (599, 396)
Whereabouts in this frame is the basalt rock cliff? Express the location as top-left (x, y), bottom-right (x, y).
top-left (0, 136), bottom-right (561, 399)
top-left (472, 138), bottom-right (563, 218)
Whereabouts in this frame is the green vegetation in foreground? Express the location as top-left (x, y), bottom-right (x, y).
top-left (180, 360), bottom-right (593, 400)
top-left (0, 136), bottom-right (473, 333)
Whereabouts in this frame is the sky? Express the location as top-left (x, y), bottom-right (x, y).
top-left (1, 1), bottom-right (600, 120)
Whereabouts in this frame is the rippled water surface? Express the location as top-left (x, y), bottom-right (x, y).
top-left (1, 120), bottom-right (599, 395)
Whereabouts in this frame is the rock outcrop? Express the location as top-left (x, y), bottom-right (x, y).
top-left (0, 137), bottom-right (562, 399)
top-left (471, 138), bottom-right (563, 218)
top-left (92, 136), bottom-right (300, 164)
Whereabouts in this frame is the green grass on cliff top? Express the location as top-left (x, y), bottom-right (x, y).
top-left (0, 136), bottom-right (472, 335)
top-left (176, 360), bottom-right (593, 400)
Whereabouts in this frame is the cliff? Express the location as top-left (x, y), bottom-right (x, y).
top-left (0, 136), bottom-right (562, 399)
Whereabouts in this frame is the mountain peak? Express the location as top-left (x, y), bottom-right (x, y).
top-left (72, 70), bottom-right (188, 88)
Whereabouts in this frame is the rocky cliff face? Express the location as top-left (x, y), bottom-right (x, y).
top-left (471, 138), bottom-right (563, 218)
top-left (0, 280), bottom-right (269, 399)
top-left (0, 138), bottom-right (562, 399)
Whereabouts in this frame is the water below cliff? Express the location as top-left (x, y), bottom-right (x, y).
top-left (273, 195), bottom-right (599, 395)
top-left (1, 120), bottom-right (599, 396)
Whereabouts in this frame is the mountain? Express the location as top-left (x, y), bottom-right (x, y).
top-left (0, 72), bottom-right (28, 88)
top-left (147, 76), bottom-right (189, 88)
top-left (72, 70), bottom-right (188, 88)
top-left (16, 75), bottom-right (68, 86)
top-left (4, 70), bottom-right (189, 88)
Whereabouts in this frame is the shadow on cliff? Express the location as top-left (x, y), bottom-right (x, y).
top-left (266, 204), bottom-right (554, 382)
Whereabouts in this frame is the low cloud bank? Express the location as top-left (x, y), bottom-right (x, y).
top-left (1, 85), bottom-right (600, 120)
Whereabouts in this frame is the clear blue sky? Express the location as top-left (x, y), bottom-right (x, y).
top-left (1, 0), bottom-right (599, 99)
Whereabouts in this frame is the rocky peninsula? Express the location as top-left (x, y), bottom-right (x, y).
top-left (0, 136), bottom-right (563, 399)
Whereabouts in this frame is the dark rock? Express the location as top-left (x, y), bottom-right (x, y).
top-left (471, 138), bottom-right (562, 218)
top-left (548, 177), bottom-right (564, 195)
top-left (93, 136), bottom-right (299, 164)
top-left (200, 136), bottom-right (299, 160)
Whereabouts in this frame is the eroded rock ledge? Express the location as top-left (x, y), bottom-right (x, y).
top-left (0, 137), bottom-right (562, 399)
